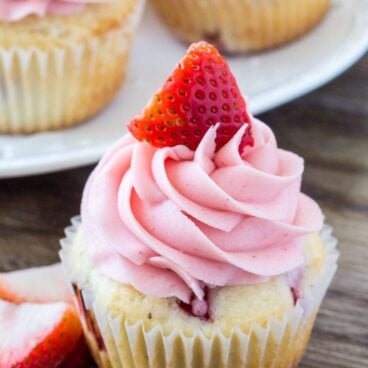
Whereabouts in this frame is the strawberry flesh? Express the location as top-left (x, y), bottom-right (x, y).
top-left (0, 264), bottom-right (73, 305)
top-left (0, 301), bottom-right (85, 368)
top-left (128, 41), bottom-right (253, 152)
top-left (59, 335), bottom-right (95, 368)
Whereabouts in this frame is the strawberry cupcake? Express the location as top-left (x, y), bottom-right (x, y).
top-left (60, 42), bottom-right (338, 367)
top-left (0, 0), bottom-right (145, 134)
top-left (151, 0), bottom-right (330, 53)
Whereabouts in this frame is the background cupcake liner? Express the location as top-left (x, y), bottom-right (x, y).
top-left (151, 0), bottom-right (330, 53)
top-left (60, 217), bottom-right (338, 368)
top-left (0, 0), bottom-right (145, 134)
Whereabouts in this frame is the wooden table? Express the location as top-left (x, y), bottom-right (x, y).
top-left (1, 54), bottom-right (368, 368)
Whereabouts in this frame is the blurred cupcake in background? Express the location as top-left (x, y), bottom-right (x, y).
top-left (151, 0), bottom-right (330, 53)
top-left (0, 0), bottom-right (145, 134)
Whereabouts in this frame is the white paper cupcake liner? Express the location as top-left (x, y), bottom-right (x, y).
top-left (0, 0), bottom-right (145, 134)
top-left (60, 217), bottom-right (338, 368)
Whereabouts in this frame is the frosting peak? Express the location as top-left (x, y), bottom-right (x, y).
top-left (0, 0), bottom-right (109, 21)
top-left (82, 118), bottom-right (323, 304)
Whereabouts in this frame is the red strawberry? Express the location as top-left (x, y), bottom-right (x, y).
top-left (0, 301), bottom-right (83, 368)
top-left (59, 335), bottom-right (95, 368)
top-left (0, 264), bottom-right (73, 305)
top-left (128, 41), bottom-right (253, 152)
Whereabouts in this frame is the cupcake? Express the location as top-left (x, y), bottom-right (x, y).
top-left (60, 42), bottom-right (338, 367)
top-left (151, 0), bottom-right (330, 53)
top-left (0, 0), bottom-right (145, 134)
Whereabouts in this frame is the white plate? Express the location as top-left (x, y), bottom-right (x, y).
top-left (1, 0), bottom-right (368, 179)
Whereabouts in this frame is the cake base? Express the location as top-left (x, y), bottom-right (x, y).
top-left (60, 218), bottom-right (338, 368)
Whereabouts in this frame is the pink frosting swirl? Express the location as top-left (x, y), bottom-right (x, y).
top-left (0, 0), bottom-right (110, 21)
top-left (81, 119), bottom-right (323, 303)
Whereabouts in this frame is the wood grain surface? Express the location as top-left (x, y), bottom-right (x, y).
top-left (1, 55), bottom-right (368, 368)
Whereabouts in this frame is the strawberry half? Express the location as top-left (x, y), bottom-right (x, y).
top-left (0, 301), bottom-right (83, 368)
top-left (128, 41), bottom-right (253, 152)
top-left (0, 264), bottom-right (73, 305)
top-left (59, 335), bottom-right (95, 368)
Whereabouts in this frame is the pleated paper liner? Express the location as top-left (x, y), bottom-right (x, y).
top-left (60, 217), bottom-right (338, 368)
top-left (0, 0), bottom-right (145, 134)
top-left (151, 0), bottom-right (330, 53)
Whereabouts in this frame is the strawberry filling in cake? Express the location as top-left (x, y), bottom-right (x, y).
top-left (73, 284), bottom-right (107, 352)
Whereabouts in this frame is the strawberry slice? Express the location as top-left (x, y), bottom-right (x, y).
top-left (0, 301), bottom-right (83, 368)
top-left (59, 335), bottom-right (95, 368)
top-left (128, 41), bottom-right (253, 152)
top-left (0, 264), bottom-right (73, 305)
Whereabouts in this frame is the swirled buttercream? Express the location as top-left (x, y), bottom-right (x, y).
top-left (81, 119), bottom-right (323, 303)
top-left (0, 0), bottom-right (110, 21)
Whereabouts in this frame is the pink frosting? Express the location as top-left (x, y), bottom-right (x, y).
top-left (81, 119), bottom-right (323, 303)
top-left (0, 0), bottom-right (110, 21)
